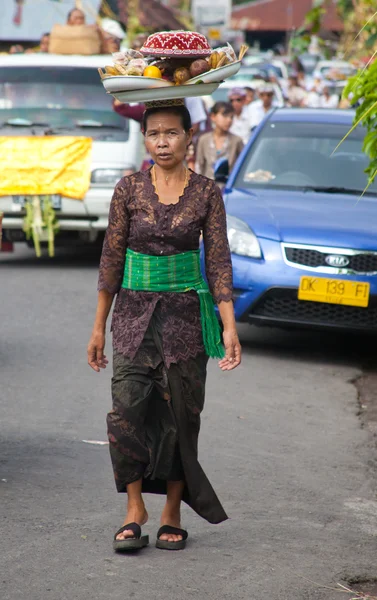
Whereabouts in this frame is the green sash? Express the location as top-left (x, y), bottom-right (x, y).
top-left (122, 248), bottom-right (224, 359)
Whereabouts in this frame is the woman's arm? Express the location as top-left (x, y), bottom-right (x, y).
top-left (113, 100), bottom-right (144, 123)
top-left (217, 300), bottom-right (241, 371)
top-left (203, 183), bottom-right (241, 370)
top-left (87, 179), bottom-right (130, 372)
top-left (87, 290), bottom-right (113, 372)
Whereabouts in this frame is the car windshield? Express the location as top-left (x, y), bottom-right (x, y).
top-left (0, 66), bottom-right (129, 141)
top-left (321, 65), bottom-right (356, 78)
top-left (235, 120), bottom-right (377, 194)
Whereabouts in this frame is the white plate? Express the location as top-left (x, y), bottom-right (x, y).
top-left (103, 76), bottom-right (174, 93)
top-left (184, 60), bottom-right (242, 85)
top-left (108, 82), bottom-right (220, 103)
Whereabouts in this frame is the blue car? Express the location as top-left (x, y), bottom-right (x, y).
top-left (217, 108), bottom-right (377, 332)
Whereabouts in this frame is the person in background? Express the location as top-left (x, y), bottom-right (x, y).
top-left (319, 86), bottom-right (339, 109)
top-left (101, 32), bottom-right (121, 53)
top-left (195, 102), bottom-right (244, 180)
top-left (244, 86), bottom-right (256, 105)
top-left (303, 82), bottom-right (321, 108)
top-left (286, 74), bottom-right (307, 107)
top-left (9, 44), bottom-right (24, 54)
top-left (67, 8), bottom-right (86, 26)
top-left (100, 18), bottom-right (124, 54)
top-left (248, 83), bottom-right (275, 130)
top-left (228, 88), bottom-right (253, 145)
top-left (39, 33), bottom-right (50, 53)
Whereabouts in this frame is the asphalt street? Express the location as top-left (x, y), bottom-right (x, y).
top-left (2, 245), bottom-right (377, 600)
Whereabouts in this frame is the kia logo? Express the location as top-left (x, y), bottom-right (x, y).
top-left (325, 254), bottom-right (350, 267)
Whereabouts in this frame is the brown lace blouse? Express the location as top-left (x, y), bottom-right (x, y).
top-left (98, 168), bottom-right (233, 367)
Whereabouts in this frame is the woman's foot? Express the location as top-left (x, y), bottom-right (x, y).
top-left (116, 505), bottom-right (148, 541)
top-left (159, 507), bottom-right (183, 543)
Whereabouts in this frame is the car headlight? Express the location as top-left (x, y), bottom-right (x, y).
top-left (227, 215), bottom-right (262, 258)
top-left (91, 168), bottom-right (130, 186)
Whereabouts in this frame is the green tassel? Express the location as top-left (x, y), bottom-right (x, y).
top-left (198, 290), bottom-right (225, 359)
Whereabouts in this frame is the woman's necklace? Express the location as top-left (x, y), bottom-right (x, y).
top-left (152, 165), bottom-right (189, 202)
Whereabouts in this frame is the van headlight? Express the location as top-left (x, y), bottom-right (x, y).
top-left (91, 168), bottom-right (128, 186)
top-left (227, 215), bottom-right (262, 258)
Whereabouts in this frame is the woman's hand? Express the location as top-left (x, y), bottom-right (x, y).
top-left (218, 328), bottom-right (242, 371)
top-left (87, 328), bottom-right (108, 372)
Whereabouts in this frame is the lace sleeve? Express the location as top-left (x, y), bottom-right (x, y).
top-left (98, 178), bottom-right (130, 294)
top-left (203, 183), bottom-right (233, 303)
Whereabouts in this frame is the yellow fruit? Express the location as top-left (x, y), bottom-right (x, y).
top-left (105, 66), bottom-right (118, 76)
top-left (143, 66), bottom-right (162, 78)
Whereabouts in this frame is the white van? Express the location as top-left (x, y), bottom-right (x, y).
top-left (0, 54), bottom-right (142, 249)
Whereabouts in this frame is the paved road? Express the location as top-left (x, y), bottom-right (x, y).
top-left (2, 246), bottom-right (377, 600)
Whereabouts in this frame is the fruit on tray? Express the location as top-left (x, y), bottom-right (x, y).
top-left (173, 66), bottom-right (191, 85)
top-left (97, 33), bottom-right (248, 88)
top-left (189, 59), bottom-right (210, 78)
top-left (143, 65), bottom-right (162, 78)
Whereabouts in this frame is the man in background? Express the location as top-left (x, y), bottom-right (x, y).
top-left (248, 83), bottom-right (275, 130)
top-left (286, 74), bottom-right (307, 107)
top-left (100, 19), bottom-right (124, 54)
top-left (228, 88), bottom-right (253, 144)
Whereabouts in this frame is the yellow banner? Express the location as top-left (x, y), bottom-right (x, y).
top-left (0, 136), bottom-right (92, 200)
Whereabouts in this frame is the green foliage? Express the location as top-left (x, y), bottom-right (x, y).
top-left (343, 60), bottom-right (377, 188)
top-left (289, 0), bottom-right (329, 57)
top-left (338, 0), bottom-right (377, 58)
top-left (336, 0), bottom-right (354, 17)
top-left (304, 1), bottom-right (326, 34)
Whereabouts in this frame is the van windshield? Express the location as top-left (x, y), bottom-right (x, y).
top-left (0, 66), bottom-right (129, 141)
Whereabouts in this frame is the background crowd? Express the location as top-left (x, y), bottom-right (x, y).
top-left (1, 6), bottom-right (356, 182)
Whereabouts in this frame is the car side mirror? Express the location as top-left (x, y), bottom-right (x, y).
top-left (214, 157), bottom-right (229, 183)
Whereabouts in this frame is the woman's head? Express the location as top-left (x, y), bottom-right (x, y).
top-left (143, 106), bottom-right (193, 169)
top-left (67, 8), bottom-right (86, 25)
top-left (210, 102), bottom-right (234, 132)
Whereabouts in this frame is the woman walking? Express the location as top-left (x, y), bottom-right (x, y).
top-left (87, 100), bottom-right (241, 552)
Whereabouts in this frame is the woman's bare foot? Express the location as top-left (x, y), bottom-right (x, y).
top-left (116, 505), bottom-right (148, 541)
top-left (159, 507), bottom-right (183, 543)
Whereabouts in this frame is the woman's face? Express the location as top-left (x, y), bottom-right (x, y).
top-left (68, 9), bottom-right (85, 25)
top-left (211, 110), bottom-right (233, 132)
top-left (144, 112), bottom-right (192, 169)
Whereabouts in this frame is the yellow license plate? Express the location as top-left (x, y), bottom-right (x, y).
top-left (298, 276), bottom-right (370, 308)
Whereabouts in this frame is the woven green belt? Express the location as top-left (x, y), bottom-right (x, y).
top-left (122, 248), bottom-right (224, 359)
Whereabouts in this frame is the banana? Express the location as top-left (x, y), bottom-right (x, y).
top-left (209, 51), bottom-right (219, 69)
top-left (114, 63), bottom-right (128, 75)
top-left (105, 66), bottom-right (119, 76)
top-left (216, 54), bottom-right (229, 68)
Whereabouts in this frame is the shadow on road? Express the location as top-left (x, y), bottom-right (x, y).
top-left (238, 322), bottom-right (376, 371)
top-left (0, 244), bottom-right (101, 269)
top-left (2, 245), bottom-right (376, 372)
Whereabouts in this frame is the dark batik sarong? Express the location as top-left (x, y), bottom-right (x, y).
top-left (107, 312), bottom-right (228, 525)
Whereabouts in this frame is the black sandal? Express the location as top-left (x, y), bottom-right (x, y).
top-left (156, 525), bottom-right (188, 551)
top-left (113, 522), bottom-right (149, 552)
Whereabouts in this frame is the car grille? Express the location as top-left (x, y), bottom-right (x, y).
top-left (284, 246), bottom-right (377, 274)
top-left (250, 288), bottom-right (377, 330)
